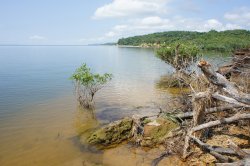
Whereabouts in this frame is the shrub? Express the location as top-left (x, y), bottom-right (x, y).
top-left (71, 63), bottom-right (112, 108)
top-left (156, 43), bottom-right (200, 70)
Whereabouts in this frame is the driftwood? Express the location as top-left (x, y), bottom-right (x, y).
top-left (198, 60), bottom-right (250, 105)
top-left (183, 113), bottom-right (250, 159)
top-left (227, 140), bottom-right (250, 159)
top-left (190, 135), bottom-right (250, 156)
top-left (190, 135), bottom-right (232, 162)
top-left (151, 151), bottom-right (172, 166)
top-left (152, 51), bottom-right (249, 165)
top-left (176, 105), bottom-right (243, 119)
top-left (216, 158), bottom-right (250, 166)
top-left (182, 59), bottom-right (250, 163)
top-left (216, 142), bottom-right (250, 166)
top-left (191, 113), bottom-right (250, 133)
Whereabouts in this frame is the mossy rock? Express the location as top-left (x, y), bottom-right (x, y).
top-left (141, 118), bottom-right (179, 146)
top-left (86, 118), bottom-right (133, 146)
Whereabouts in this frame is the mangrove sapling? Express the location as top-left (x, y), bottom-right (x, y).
top-left (71, 63), bottom-right (112, 108)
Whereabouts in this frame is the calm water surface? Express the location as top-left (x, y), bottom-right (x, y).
top-left (0, 46), bottom-right (175, 166)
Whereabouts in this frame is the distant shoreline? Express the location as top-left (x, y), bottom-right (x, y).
top-left (117, 45), bottom-right (141, 48)
top-left (0, 44), bottom-right (152, 48)
top-left (0, 44), bottom-right (88, 46)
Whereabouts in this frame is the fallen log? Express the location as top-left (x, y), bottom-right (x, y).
top-left (227, 140), bottom-right (250, 158)
top-left (191, 113), bottom-right (250, 133)
top-left (183, 113), bottom-right (250, 159)
top-left (190, 135), bottom-right (232, 162)
top-left (212, 92), bottom-right (250, 108)
top-left (198, 60), bottom-right (250, 105)
top-left (190, 135), bottom-right (250, 156)
top-left (215, 158), bottom-right (250, 166)
top-left (176, 105), bottom-right (243, 119)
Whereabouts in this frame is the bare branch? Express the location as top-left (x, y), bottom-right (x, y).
top-left (191, 113), bottom-right (250, 133)
top-left (227, 140), bottom-right (250, 158)
top-left (198, 60), bottom-right (250, 105)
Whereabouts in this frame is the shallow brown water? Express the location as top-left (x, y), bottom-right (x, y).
top-left (0, 46), bottom-right (173, 166)
top-left (0, 92), bottom-right (170, 166)
top-left (0, 46), bottom-right (228, 166)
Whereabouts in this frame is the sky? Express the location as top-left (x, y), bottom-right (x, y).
top-left (0, 0), bottom-right (250, 45)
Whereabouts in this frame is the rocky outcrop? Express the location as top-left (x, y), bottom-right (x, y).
top-left (85, 115), bottom-right (179, 148)
top-left (141, 118), bottom-right (179, 147)
top-left (86, 118), bottom-right (133, 146)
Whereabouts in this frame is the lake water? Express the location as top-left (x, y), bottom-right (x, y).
top-left (0, 46), bottom-right (176, 166)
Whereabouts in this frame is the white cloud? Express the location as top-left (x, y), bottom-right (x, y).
top-left (203, 19), bottom-right (223, 30)
top-left (29, 35), bottom-right (46, 40)
top-left (113, 25), bottom-right (128, 31)
top-left (224, 7), bottom-right (250, 27)
top-left (225, 23), bottom-right (242, 30)
top-left (102, 16), bottom-right (242, 41)
top-left (141, 16), bottom-right (168, 26)
top-left (88, 3), bottom-right (248, 44)
top-left (105, 31), bottom-right (116, 37)
top-left (93, 0), bottom-right (171, 19)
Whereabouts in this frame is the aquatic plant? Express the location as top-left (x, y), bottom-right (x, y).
top-left (71, 63), bottom-right (112, 108)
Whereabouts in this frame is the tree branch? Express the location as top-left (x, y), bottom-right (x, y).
top-left (198, 60), bottom-right (250, 105)
top-left (191, 113), bottom-right (250, 133)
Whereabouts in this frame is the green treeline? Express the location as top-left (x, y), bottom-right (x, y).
top-left (117, 30), bottom-right (250, 51)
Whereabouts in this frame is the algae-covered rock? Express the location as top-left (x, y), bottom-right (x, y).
top-left (87, 118), bottom-right (133, 146)
top-left (141, 118), bottom-right (179, 147)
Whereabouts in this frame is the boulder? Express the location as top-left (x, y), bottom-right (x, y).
top-left (86, 118), bottom-right (133, 146)
top-left (141, 118), bottom-right (179, 147)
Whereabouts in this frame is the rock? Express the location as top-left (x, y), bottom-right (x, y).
top-left (141, 118), bottom-right (179, 147)
top-left (86, 118), bottom-right (133, 146)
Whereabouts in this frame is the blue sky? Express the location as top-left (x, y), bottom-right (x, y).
top-left (0, 0), bottom-right (249, 45)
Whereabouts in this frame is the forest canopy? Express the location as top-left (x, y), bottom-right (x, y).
top-left (117, 30), bottom-right (250, 51)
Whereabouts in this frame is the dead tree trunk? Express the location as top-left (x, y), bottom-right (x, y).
top-left (182, 60), bottom-right (250, 161)
top-left (198, 60), bottom-right (250, 105)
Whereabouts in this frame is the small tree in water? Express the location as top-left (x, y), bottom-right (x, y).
top-left (71, 64), bottom-right (112, 108)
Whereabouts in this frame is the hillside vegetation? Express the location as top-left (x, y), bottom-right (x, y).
top-left (117, 30), bottom-right (250, 51)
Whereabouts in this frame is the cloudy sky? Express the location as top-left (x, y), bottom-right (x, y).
top-left (0, 0), bottom-right (249, 45)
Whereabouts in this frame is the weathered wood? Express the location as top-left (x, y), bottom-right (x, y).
top-left (227, 140), bottom-right (250, 158)
top-left (182, 134), bottom-right (191, 159)
top-left (183, 113), bottom-right (250, 159)
top-left (216, 158), bottom-right (250, 166)
top-left (198, 60), bottom-right (250, 105)
top-left (212, 92), bottom-right (250, 108)
top-left (190, 135), bottom-right (232, 162)
top-left (151, 151), bottom-right (172, 166)
top-left (210, 151), bottom-right (232, 163)
top-left (177, 105), bottom-right (243, 119)
top-left (131, 115), bottom-right (144, 144)
top-left (190, 135), bottom-right (250, 155)
top-left (191, 113), bottom-right (250, 133)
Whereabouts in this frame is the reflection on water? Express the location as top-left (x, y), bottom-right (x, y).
top-left (0, 46), bottom-right (170, 166)
top-left (0, 46), bottom-right (229, 166)
top-left (74, 107), bottom-right (98, 137)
